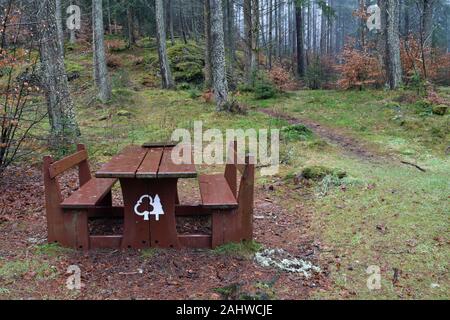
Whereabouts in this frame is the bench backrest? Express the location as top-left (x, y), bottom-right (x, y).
top-left (224, 141), bottom-right (255, 241)
top-left (44, 144), bottom-right (92, 187)
top-left (43, 144), bottom-right (93, 244)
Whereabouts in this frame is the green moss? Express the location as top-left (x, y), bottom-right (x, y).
top-left (34, 243), bottom-right (73, 257)
top-left (64, 61), bottom-right (84, 74)
top-left (0, 259), bottom-right (58, 280)
top-left (281, 124), bottom-right (313, 141)
top-left (212, 241), bottom-right (262, 258)
top-left (301, 165), bottom-right (347, 181)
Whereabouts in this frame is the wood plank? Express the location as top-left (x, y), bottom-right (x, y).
top-left (120, 178), bottom-right (151, 249)
top-left (178, 235), bottom-right (212, 248)
top-left (142, 142), bottom-right (177, 148)
top-left (96, 146), bottom-right (148, 178)
top-left (136, 147), bottom-right (163, 178)
top-left (158, 147), bottom-right (197, 178)
top-left (90, 235), bottom-right (123, 249)
top-left (211, 210), bottom-right (225, 248)
top-left (61, 178), bottom-right (117, 209)
top-left (199, 174), bottom-right (238, 209)
top-left (175, 205), bottom-right (212, 216)
top-left (49, 150), bottom-right (88, 179)
top-left (87, 206), bottom-right (124, 218)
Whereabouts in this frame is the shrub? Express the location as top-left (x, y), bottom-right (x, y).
top-left (281, 124), bottom-right (313, 141)
top-left (336, 43), bottom-right (384, 90)
top-left (107, 54), bottom-right (122, 69)
top-left (268, 64), bottom-right (298, 91)
top-left (252, 71), bottom-right (278, 100)
top-left (305, 55), bottom-right (335, 90)
top-left (105, 39), bottom-right (128, 52)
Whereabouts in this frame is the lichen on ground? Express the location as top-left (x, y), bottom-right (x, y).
top-left (254, 248), bottom-right (321, 278)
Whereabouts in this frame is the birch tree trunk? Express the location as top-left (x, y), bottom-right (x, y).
top-left (209, 0), bottom-right (229, 111)
top-left (38, 0), bottom-right (79, 147)
top-left (155, 0), bottom-right (174, 89)
top-left (93, 0), bottom-right (112, 102)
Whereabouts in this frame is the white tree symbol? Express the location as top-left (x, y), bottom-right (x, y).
top-left (150, 195), bottom-right (164, 221)
top-left (134, 195), bottom-right (165, 221)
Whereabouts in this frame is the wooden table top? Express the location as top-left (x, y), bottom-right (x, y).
top-left (96, 145), bottom-right (197, 179)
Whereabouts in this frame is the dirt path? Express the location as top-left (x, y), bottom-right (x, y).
top-left (261, 108), bottom-right (389, 162)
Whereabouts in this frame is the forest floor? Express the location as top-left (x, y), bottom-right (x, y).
top-left (0, 43), bottom-right (448, 300)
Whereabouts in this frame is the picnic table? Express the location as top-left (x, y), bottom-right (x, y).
top-left (43, 142), bottom-right (254, 250)
top-left (96, 144), bottom-right (197, 249)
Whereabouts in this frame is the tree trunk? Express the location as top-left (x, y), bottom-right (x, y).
top-left (127, 5), bottom-right (136, 47)
top-left (204, 0), bottom-right (212, 89)
top-left (155, 0), bottom-right (174, 89)
top-left (38, 0), bottom-right (79, 147)
top-left (209, 0), bottom-right (229, 111)
top-left (251, 0), bottom-right (259, 75)
top-left (268, 0), bottom-right (273, 69)
top-left (243, 0), bottom-right (252, 83)
top-left (168, 0), bottom-right (175, 45)
top-left (69, 1), bottom-right (77, 44)
top-left (384, 0), bottom-right (402, 89)
top-left (55, 0), bottom-right (64, 55)
top-left (422, 0), bottom-right (435, 48)
top-left (295, 1), bottom-right (305, 77)
top-left (93, 0), bottom-right (112, 102)
top-left (226, 0), bottom-right (236, 88)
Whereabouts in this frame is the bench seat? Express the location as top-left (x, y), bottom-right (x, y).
top-left (199, 174), bottom-right (238, 210)
top-left (61, 178), bottom-right (117, 209)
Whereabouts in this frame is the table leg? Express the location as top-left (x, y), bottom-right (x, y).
top-left (121, 178), bottom-right (180, 249)
top-left (148, 178), bottom-right (180, 248)
top-left (120, 178), bottom-right (151, 249)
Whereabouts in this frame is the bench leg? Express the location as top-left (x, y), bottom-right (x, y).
top-left (212, 209), bottom-right (239, 248)
top-left (62, 210), bottom-right (89, 250)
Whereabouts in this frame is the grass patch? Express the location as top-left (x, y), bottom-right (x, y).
top-left (141, 248), bottom-right (159, 259)
top-left (212, 241), bottom-right (262, 258)
top-left (0, 259), bottom-right (58, 281)
top-left (34, 243), bottom-right (73, 257)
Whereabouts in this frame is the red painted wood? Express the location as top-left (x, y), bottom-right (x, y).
top-left (120, 178), bottom-right (151, 249)
top-left (49, 150), bottom-right (88, 179)
top-left (237, 158), bottom-right (255, 242)
top-left (61, 178), bottom-right (117, 209)
top-left (211, 210), bottom-right (225, 248)
top-left (175, 205), bottom-right (212, 216)
top-left (178, 235), bottom-right (212, 248)
top-left (136, 147), bottom-right (163, 178)
top-left (199, 174), bottom-right (238, 209)
top-left (158, 147), bottom-right (197, 178)
top-left (96, 146), bottom-right (148, 178)
top-left (225, 141), bottom-right (238, 197)
top-left (147, 178), bottom-right (180, 248)
top-left (43, 156), bottom-right (65, 245)
top-left (77, 144), bottom-right (92, 187)
top-left (90, 235), bottom-right (123, 249)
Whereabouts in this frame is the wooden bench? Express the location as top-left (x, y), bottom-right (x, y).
top-left (198, 141), bottom-right (255, 248)
top-left (43, 144), bottom-right (120, 249)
